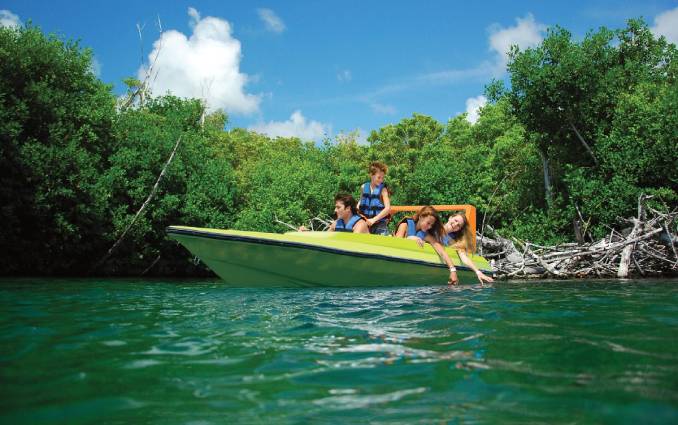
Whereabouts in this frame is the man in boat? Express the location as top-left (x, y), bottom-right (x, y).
top-left (329, 193), bottom-right (369, 233)
top-left (298, 193), bottom-right (369, 233)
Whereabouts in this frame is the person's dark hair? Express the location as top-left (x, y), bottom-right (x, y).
top-left (334, 193), bottom-right (358, 215)
top-left (413, 205), bottom-right (444, 241)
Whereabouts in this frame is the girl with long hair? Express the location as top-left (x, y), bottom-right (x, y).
top-left (442, 212), bottom-right (493, 283)
top-left (394, 206), bottom-right (460, 285)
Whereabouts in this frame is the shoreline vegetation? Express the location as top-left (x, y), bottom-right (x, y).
top-left (1, 21), bottom-right (676, 279)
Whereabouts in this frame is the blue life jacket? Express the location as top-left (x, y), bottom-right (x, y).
top-left (335, 215), bottom-right (363, 232)
top-left (406, 218), bottom-right (428, 239)
top-left (359, 182), bottom-right (386, 221)
top-left (442, 231), bottom-right (460, 246)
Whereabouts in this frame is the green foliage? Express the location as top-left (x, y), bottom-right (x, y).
top-left (498, 205), bottom-right (572, 246)
top-left (232, 137), bottom-right (337, 232)
top-left (1, 21), bottom-right (675, 275)
top-left (322, 131), bottom-right (368, 194)
top-left (0, 24), bottom-right (115, 273)
top-left (101, 96), bottom-right (238, 274)
top-left (564, 79), bottom-right (678, 238)
top-left (367, 113), bottom-right (444, 202)
top-left (505, 18), bottom-right (677, 241)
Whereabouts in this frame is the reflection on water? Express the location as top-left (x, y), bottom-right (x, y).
top-left (1, 278), bottom-right (677, 424)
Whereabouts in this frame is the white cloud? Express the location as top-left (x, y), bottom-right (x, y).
top-left (257, 8), bottom-right (285, 33)
top-left (651, 6), bottom-right (678, 45)
top-left (0, 9), bottom-right (21, 28)
top-left (416, 65), bottom-right (492, 85)
top-left (465, 95), bottom-right (487, 124)
top-left (328, 13), bottom-right (546, 107)
top-left (370, 102), bottom-right (396, 115)
top-left (249, 110), bottom-right (330, 141)
top-left (337, 69), bottom-right (352, 82)
top-left (90, 57), bottom-right (102, 77)
top-left (139, 8), bottom-right (260, 115)
top-left (488, 13), bottom-right (547, 74)
top-left (376, 14), bottom-right (547, 91)
top-left (286, 13), bottom-right (546, 122)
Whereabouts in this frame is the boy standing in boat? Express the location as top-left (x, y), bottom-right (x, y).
top-left (329, 193), bottom-right (369, 233)
top-left (358, 161), bottom-right (391, 236)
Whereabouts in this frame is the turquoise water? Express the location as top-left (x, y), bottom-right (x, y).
top-left (1, 279), bottom-right (677, 424)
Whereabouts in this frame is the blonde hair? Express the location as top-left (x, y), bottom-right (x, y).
top-left (448, 212), bottom-right (475, 253)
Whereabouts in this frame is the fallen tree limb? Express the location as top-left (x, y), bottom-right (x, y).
top-left (481, 196), bottom-right (677, 279)
top-left (92, 135), bottom-right (182, 272)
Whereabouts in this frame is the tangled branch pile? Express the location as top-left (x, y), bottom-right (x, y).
top-left (480, 196), bottom-right (678, 279)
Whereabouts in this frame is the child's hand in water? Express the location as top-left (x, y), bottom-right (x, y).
top-left (448, 270), bottom-right (459, 285)
top-left (476, 270), bottom-right (494, 284)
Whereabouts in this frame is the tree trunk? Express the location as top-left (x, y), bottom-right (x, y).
top-left (570, 123), bottom-right (598, 166)
top-left (617, 195), bottom-right (647, 278)
top-left (538, 148), bottom-right (552, 207)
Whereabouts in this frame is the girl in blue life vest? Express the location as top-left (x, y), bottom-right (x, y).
top-left (358, 161), bottom-right (391, 236)
top-left (442, 212), bottom-right (494, 284)
top-left (330, 193), bottom-right (369, 234)
top-left (394, 206), bottom-right (461, 285)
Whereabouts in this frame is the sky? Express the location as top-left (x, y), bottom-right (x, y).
top-left (2, 1), bottom-right (678, 143)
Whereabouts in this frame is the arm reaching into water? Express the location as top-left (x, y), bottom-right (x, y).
top-left (424, 235), bottom-right (459, 285)
top-left (457, 250), bottom-right (494, 284)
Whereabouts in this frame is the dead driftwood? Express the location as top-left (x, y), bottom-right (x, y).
top-left (275, 214), bottom-right (332, 232)
top-left (92, 135), bottom-right (182, 272)
top-left (479, 196), bottom-right (678, 279)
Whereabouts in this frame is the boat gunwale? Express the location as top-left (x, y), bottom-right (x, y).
top-left (166, 226), bottom-right (490, 274)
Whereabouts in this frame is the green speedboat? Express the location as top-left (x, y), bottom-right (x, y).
top-left (166, 225), bottom-right (492, 287)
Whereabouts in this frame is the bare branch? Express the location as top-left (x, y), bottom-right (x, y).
top-left (570, 123), bottom-right (598, 166)
top-left (481, 195), bottom-right (676, 280)
top-left (92, 136), bottom-right (182, 272)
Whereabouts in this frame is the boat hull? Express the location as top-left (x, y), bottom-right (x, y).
top-left (167, 226), bottom-right (492, 287)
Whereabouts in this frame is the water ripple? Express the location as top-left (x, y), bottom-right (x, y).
top-left (1, 278), bottom-right (677, 423)
top-left (313, 387), bottom-right (428, 410)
